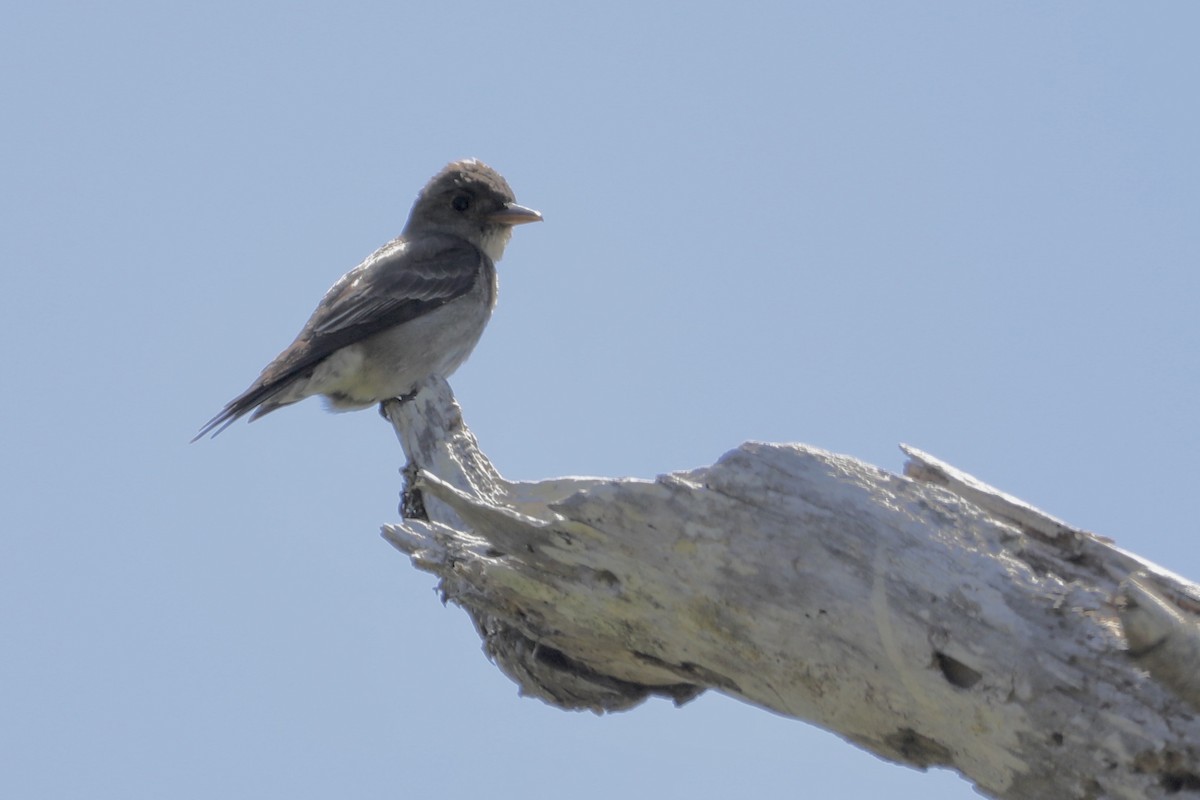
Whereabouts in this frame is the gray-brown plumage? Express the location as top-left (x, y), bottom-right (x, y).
top-left (194, 159), bottom-right (541, 440)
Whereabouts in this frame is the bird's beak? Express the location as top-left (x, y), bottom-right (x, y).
top-left (489, 202), bottom-right (543, 226)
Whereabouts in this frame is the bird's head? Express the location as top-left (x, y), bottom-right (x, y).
top-left (404, 159), bottom-right (542, 262)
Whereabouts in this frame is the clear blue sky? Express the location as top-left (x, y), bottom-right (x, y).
top-left (3, 4), bottom-right (1197, 798)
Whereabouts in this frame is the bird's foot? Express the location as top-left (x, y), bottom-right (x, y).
top-left (378, 390), bottom-right (420, 420)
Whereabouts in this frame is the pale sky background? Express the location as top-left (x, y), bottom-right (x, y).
top-left (3, 3), bottom-right (1198, 799)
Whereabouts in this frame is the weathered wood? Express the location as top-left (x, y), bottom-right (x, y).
top-left (382, 376), bottom-right (1200, 800)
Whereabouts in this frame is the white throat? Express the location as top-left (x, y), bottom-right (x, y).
top-left (479, 225), bottom-right (513, 263)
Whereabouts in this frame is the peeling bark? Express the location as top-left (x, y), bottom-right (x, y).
top-left (381, 377), bottom-right (1200, 800)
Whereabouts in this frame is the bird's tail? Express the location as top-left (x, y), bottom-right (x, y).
top-left (191, 385), bottom-right (293, 441)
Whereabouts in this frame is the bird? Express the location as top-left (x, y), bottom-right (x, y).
top-left (194, 159), bottom-right (541, 440)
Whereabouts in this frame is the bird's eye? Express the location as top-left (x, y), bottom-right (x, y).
top-left (451, 195), bottom-right (470, 212)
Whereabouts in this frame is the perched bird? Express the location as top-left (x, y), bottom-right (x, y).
top-left (194, 159), bottom-right (541, 440)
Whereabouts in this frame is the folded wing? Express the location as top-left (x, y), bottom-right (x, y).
top-left (194, 235), bottom-right (485, 439)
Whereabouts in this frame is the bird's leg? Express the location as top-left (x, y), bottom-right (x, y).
top-left (377, 390), bottom-right (420, 420)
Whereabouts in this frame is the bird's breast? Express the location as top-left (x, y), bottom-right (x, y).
top-left (318, 268), bottom-right (496, 409)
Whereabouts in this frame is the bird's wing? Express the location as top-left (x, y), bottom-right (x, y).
top-left (194, 235), bottom-right (486, 439)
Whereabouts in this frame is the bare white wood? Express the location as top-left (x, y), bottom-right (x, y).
top-left (382, 376), bottom-right (1200, 799)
